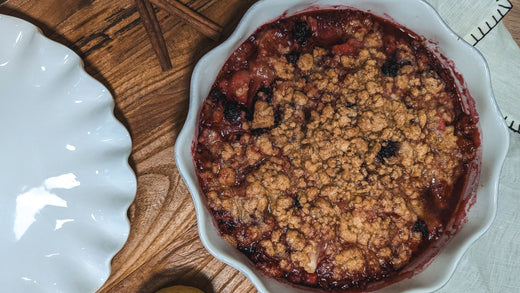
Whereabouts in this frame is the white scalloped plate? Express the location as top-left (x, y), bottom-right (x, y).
top-left (0, 14), bottom-right (136, 292)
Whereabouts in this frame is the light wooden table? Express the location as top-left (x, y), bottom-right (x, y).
top-left (0, 1), bottom-right (518, 292)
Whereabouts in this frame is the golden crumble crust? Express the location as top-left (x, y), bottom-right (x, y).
top-left (194, 9), bottom-right (479, 290)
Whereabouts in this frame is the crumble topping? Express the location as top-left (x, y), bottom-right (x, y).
top-left (194, 9), bottom-right (479, 290)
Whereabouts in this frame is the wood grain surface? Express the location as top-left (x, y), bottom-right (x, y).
top-left (0, 1), bottom-right (518, 292)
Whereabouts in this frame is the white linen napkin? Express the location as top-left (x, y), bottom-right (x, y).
top-left (425, 1), bottom-right (520, 292)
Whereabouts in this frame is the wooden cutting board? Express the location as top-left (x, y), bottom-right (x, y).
top-left (0, 1), bottom-right (518, 292)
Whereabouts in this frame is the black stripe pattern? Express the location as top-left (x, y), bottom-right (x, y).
top-left (467, 0), bottom-right (513, 45)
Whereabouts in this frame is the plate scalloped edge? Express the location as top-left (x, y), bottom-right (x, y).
top-left (0, 14), bottom-right (136, 292)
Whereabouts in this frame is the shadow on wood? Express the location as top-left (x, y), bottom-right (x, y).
top-left (137, 266), bottom-right (216, 293)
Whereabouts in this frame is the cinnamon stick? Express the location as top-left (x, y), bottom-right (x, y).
top-left (135, 0), bottom-right (172, 71)
top-left (149, 0), bottom-right (222, 41)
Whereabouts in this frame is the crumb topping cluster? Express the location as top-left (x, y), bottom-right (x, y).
top-left (194, 9), bottom-right (478, 290)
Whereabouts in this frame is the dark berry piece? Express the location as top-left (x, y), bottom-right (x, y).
top-left (292, 21), bottom-right (312, 45)
top-left (344, 102), bottom-right (356, 108)
top-left (286, 52), bottom-right (301, 64)
top-left (381, 59), bottom-right (400, 77)
top-left (377, 140), bottom-right (399, 161)
top-left (218, 218), bottom-right (238, 234)
top-left (255, 86), bottom-right (273, 102)
top-left (223, 100), bottom-right (243, 123)
top-left (400, 60), bottom-right (412, 66)
top-left (237, 242), bottom-right (258, 259)
top-left (413, 219), bottom-right (429, 239)
top-left (304, 107), bottom-right (312, 122)
top-left (210, 88), bottom-right (226, 103)
top-left (293, 197), bottom-right (303, 210)
top-left (245, 109), bottom-right (254, 121)
top-left (274, 106), bottom-right (283, 127)
top-left (251, 128), bottom-right (268, 136)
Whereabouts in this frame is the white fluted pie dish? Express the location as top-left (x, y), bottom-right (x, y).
top-left (0, 14), bottom-right (136, 292)
top-left (175, 0), bottom-right (509, 292)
